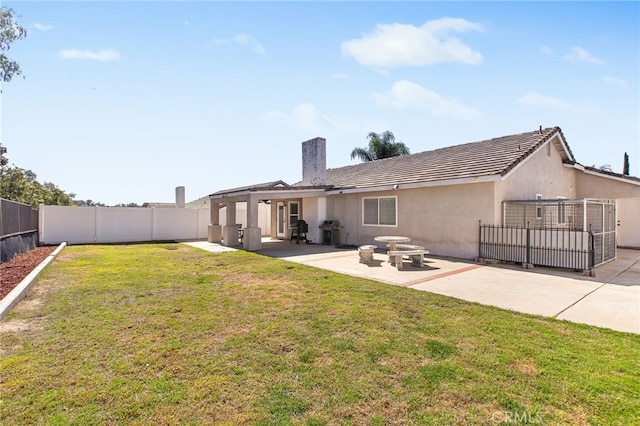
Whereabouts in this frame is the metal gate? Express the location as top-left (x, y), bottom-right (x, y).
top-left (479, 198), bottom-right (616, 270)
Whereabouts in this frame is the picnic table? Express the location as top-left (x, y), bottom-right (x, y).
top-left (374, 236), bottom-right (411, 251)
top-left (375, 236), bottom-right (429, 270)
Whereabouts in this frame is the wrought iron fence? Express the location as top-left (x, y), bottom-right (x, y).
top-left (1, 198), bottom-right (38, 237)
top-left (479, 221), bottom-right (594, 271)
top-left (499, 198), bottom-right (617, 269)
top-left (1, 199), bottom-right (40, 263)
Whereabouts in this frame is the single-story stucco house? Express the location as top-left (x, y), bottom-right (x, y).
top-left (207, 126), bottom-right (640, 262)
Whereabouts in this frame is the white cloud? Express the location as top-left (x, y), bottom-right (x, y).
top-left (264, 103), bottom-right (323, 134)
top-left (603, 75), bottom-right (628, 88)
top-left (263, 103), bottom-right (355, 134)
top-left (563, 46), bottom-right (603, 64)
top-left (368, 80), bottom-right (481, 119)
top-left (59, 49), bottom-right (120, 61)
top-left (517, 92), bottom-right (573, 109)
top-left (34, 23), bottom-right (54, 31)
top-left (341, 17), bottom-right (484, 68)
top-left (210, 33), bottom-right (266, 55)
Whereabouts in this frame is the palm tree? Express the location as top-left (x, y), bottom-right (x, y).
top-left (350, 131), bottom-right (410, 162)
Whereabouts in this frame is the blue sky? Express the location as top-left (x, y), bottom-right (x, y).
top-left (2, 1), bottom-right (638, 205)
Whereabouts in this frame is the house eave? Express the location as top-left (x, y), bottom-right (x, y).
top-left (564, 162), bottom-right (585, 171)
top-left (209, 187), bottom-right (330, 203)
top-left (581, 167), bottom-right (640, 186)
top-left (326, 175), bottom-right (500, 195)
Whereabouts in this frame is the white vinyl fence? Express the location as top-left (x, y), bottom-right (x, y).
top-left (39, 206), bottom-right (212, 244)
top-left (40, 204), bottom-right (272, 245)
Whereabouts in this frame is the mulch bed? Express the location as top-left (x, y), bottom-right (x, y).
top-left (0, 246), bottom-right (56, 300)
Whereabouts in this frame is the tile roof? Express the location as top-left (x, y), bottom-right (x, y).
top-left (322, 127), bottom-right (568, 190)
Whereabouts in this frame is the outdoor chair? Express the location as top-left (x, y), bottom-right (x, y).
top-left (290, 220), bottom-right (309, 244)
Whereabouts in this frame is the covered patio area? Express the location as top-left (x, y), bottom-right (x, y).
top-left (207, 183), bottom-right (329, 252)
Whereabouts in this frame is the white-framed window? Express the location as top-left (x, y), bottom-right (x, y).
top-left (363, 196), bottom-right (397, 226)
top-left (288, 201), bottom-right (299, 228)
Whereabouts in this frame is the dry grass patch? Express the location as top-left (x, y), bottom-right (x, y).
top-left (511, 358), bottom-right (539, 377)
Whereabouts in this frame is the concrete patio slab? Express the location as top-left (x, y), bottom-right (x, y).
top-left (408, 266), bottom-right (603, 318)
top-left (557, 284), bottom-right (640, 333)
top-left (182, 240), bottom-right (238, 253)
top-left (184, 239), bottom-right (639, 334)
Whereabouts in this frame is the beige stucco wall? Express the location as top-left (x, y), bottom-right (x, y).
top-left (495, 140), bottom-right (577, 219)
top-left (326, 194), bottom-right (358, 246)
top-left (328, 182), bottom-right (496, 259)
top-left (574, 172), bottom-right (640, 199)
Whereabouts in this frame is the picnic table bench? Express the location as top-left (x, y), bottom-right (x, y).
top-left (388, 244), bottom-right (429, 270)
top-left (358, 244), bottom-right (377, 263)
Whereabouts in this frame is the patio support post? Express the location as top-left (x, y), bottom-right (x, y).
top-left (208, 200), bottom-right (222, 243)
top-left (243, 194), bottom-right (262, 251)
top-left (222, 201), bottom-right (240, 247)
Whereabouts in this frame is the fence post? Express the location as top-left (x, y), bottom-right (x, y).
top-left (478, 220), bottom-right (482, 258)
top-left (588, 224), bottom-right (595, 269)
top-left (526, 221), bottom-right (531, 265)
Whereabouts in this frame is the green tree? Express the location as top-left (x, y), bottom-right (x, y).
top-left (0, 7), bottom-right (28, 83)
top-left (0, 143), bottom-right (7, 167)
top-left (350, 131), bottom-right (410, 162)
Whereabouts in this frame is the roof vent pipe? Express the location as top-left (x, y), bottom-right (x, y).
top-left (539, 125), bottom-right (542, 134)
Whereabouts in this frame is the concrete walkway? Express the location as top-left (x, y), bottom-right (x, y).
top-left (184, 240), bottom-right (640, 334)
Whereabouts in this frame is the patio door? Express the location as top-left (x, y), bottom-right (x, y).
top-left (276, 202), bottom-right (287, 238)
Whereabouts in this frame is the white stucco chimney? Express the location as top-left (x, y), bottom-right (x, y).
top-left (175, 186), bottom-right (185, 208)
top-left (301, 137), bottom-right (326, 186)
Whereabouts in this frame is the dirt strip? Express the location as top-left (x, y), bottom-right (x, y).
top-left (1, 246), bottom-right (56, 300)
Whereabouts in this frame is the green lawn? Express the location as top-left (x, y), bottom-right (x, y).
top-left (1, 244), bottom-right (638, 425)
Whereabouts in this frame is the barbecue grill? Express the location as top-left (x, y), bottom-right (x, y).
top-left (319, 220), bottom-right (340, 245)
